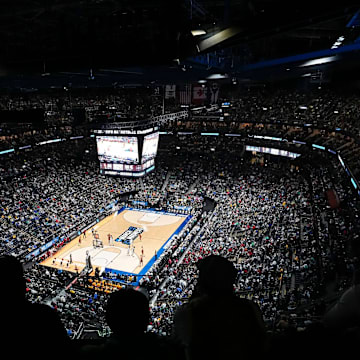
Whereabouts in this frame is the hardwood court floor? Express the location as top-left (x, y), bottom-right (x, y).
top-left (41, 209), bottom-right (188, 275)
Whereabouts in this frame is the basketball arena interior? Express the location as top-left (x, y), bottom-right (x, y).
top-left (1, 1), bottom-right (360, 358)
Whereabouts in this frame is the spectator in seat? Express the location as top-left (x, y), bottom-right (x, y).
top-left (173, 255), bottom-right (268, 360)
top-left (79, 287), bottom-right (185, 360)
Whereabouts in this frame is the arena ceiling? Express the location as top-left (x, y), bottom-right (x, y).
top-left (0, 1), bottom-right (360, 89)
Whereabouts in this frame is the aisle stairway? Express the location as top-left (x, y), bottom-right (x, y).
top-left (186, 178), bottom-right (199, 194)
top-left (161, 171), bottom-right (172, 192)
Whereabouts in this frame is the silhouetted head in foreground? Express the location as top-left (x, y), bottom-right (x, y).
top-left (0, 255), bottom-right (70, 355)
top-left (196, 255), bottom-right (237, 295)
top-left (174, 255), bottom-right (268, 359)
top-left (0, 255), bottom-right (26, 304)
top-left (105, 288), bottom-right (149, 337)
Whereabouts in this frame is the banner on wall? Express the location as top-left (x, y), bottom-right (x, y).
top-left (209, 83), bottom-right (219, 104)
top-left (165, 85), bottom-right (176, 99)
top-left (192, 86), bottom-right (207, 103)
top-left (179, 84), bottom-right (192, 105)
top-left (326, 189), bottom-right (340, 208)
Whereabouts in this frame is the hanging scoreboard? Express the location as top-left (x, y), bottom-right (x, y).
top-left (93, 125), bottom-right (159, 177)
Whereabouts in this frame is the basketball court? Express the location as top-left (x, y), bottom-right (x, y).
top-left (41, 207), bottom-right (191, 279)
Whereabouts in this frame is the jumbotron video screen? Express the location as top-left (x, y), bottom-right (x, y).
top-left (141, 132), bottom-right (159, 163)
top-left (96, 132), bottom-right (158, 177)
top-left (96, 136), bottom-right (139, 164)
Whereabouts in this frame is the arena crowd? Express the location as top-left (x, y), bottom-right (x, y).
top-left (1, 86), bottom-right (360, 358)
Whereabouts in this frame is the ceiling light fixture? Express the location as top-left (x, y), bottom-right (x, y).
top-left (299, 56), bottom-right (337, 67)
top-left (191, 29), bottom-right (207, 36)
top-left (206, 73), bottom-right (229, 79)
top-left (331, 36), bottom-right (345, 49)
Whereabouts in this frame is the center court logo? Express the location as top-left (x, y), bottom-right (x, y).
top-left (115, 226), bottom-right (143, 245)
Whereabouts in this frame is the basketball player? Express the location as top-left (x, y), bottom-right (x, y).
top-left (131, 245), bottom-right (135, 257)
top-left (69, 253), bottom-right (73, 264)
top-left (86, 250), bottom-right (92, 271)
top-left (140, 254), bottom-right (144, 267)
top-left (110, 234), bottom-right (113, 246)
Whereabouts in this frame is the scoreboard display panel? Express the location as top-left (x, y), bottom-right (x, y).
top-left (96, 136), bottom-right (139, 164)
top-left (141, 132), bottom-right (159, 163)
top-left (95, 131), bottom-right (158, 177)
top-left (245, 145), bottom-right (300, 159)
top-left (100, 159), bottom-right (154, 172)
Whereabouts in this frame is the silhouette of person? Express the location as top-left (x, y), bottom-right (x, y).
top-left (323, 235), bottom-right (360, 334)
top-left (79, 287), bottom-right (184, 359)
top-left (0, 255), bottom-right (71, 356)
top-left (173, 255), bottom-right (268, 360)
